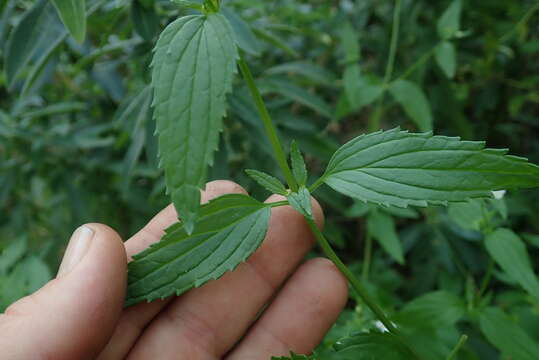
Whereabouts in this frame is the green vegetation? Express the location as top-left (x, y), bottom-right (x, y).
top-left (2, 0), bottom-right (539, 358)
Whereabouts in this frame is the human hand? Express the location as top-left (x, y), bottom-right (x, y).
top-left (0, 180), bottom-right (348, 359)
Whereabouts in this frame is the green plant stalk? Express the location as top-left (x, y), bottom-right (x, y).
top-left (499, 2), bottom-right (539, 43)
top-left (238, 52), bottom-right (298, 192)
top-left (368, 0), bottom-right (401, 132)
top-left (397, 45), bottom-right (436, 80)
top-left (476, 258), bottom-right (494, 303)
top-left (361, 232), bottom-right (373, 281)
top-left (446, 334), bottom-right (468, 360)
top-left (305, 217), bottom-right (395, 331)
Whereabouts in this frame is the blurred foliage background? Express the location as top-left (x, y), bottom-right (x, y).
top-left (1, 0), bottom-right (539, 358)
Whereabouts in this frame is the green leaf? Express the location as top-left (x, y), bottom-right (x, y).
top-left (0, 237), bottom-right (27, 275)
top-left (245, 169), bottom-right (287, 195)
top-left (479, 307), bottom-right (539, 360)
top-left (485, 228), bottom-right (539, 300)
top-left (321, 128), bottom-right (539, 208)
top-left (288, 187), bottom-right (313, 220)
top-left (131, 0), bottom-right (159, 41)
top-left (389, 80), bottom-right (433, 131)
top-left (393, 291), bottom-right (466, 329)
top-left (435, 41), bottom-right (457, 78)
top-left (334, 332), bottom-right (413, 360)
top-left (437, 0), bottom-right (462, 40)
top-left (126, 194), bottom-right (271, 306)
top-left (4, 0), bottom-right (66, 89)
top-left (152, 14), bottom-right (238, 232)
top-left (259, 78), bottom-right (333, 119)
top-left (367, 210), bottom-right (404, 264)
top-left (265, 61), bottom-right (335, 86)
top-left (222, 7), bottom-right (261, 56)
top-left (51, 0), bottom-right (86, 44)
top-left (448, 200), bottom-right (483, 231)
top-left (290, 141), bottom-right (307, 186)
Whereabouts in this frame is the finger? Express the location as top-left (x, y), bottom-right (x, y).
top-left (0, 224), bottom-right (127, 360)
top-left (126, 196), bottom-right (324, 359)
top-left (98, 180), bottom-right (247, 360)
top-left (227, 258), bottom-right (348, 359)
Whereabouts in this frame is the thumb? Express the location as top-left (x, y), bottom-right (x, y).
top-left (0, 224), bottom-right (127, 360)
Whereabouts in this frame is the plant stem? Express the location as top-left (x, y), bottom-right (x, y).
top-left (238, 52), bottom-right (298, 192)
top-left (446, 335), bottom-right (468, 360)
top-left (368, 0), bottom-right (401, 132)
top-left (499, 2), bottom-right (539, 43)
top-left (397, 45), bottom-right (436, 81)
top-left (362, 232), bottom-right (373, 281)
top-left (476, 258), bottom-right (494, 303)
top-left (305, 218), bottom-right (394, 330)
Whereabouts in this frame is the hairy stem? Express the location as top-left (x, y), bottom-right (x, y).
top-left (238, 52), bottom-right (298, 192)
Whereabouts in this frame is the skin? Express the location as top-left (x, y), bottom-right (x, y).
top-left (0, 180), bottom-right (348, 359)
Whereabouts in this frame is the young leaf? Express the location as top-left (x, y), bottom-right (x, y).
top-left (152, 14), bottom-right (238, 233)
top-left (484, 228), bottom-right (539, 300)
top-left (435, 41), bottom-right (457, 78)
top-left (367, 210), bottom-right (404, 264)
top-left (290, 141), bottom-right (307, 186)
top-left (320, 128), bottom-right (539, 208)
top-left (437, 0), bottom-right (462, 40)
top-left (389, 80), bottom-right (433, 131)
top-left (51, 0), bottom-right (86, 44)
top-left (126, 194), bottom-right (271, 306)
top-left (479, 307), bottom-right (539, 360)
top-left (246, 169), bottom-right (287, 195)
top-left (287, 187), bottom-right (313, 220)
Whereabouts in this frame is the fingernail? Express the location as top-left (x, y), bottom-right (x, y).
top-left (57, 225), bottom-right (95, 277)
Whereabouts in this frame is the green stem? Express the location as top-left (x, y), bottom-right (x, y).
top-left (499, 2), bottom-right (539, 43)
top-left (305, 218), bottom-right (394, 331)
top-left (397, 45), bottom-right (436, 81)
top-left (362, 232), bottom-right (373, 281)
top-left (446, 335), bottom-right (468, 360)
top-left (238, 52), bottom-right (298, 192)
top-left (368, 0), bottom-right (401, 132)
top-left (476, 258), bottom-right (494, 303)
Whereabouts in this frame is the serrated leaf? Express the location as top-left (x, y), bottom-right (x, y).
top-left (288, 187), bottom-right (313, 220)
top-left (367, 210), bottom-right (404, 264)
top-left (485, 228), bottom-right (539, 300)
top-left (389, 80), bottom-right (433, 132)
top-left (334, 332), bottom-right (413, 360)
top-left (222, 7), bottom-right (261, 56)
top-left (126, 194), bottom-right (271, 306)
top-left (152, 14), bottom-right (238, 232)
top-left (435, 41), bottom-right (457, 78)
top-left (51, 0), bottom-right (86, 43)
top-left (437, 0), bottom-right (462, 40)
top-left (290, 141), bottom-right (307, 186)
top-left (4, 0), bottom-right (66, 89)
top-left (479, 307), bottom-right (539, 360)
top-left (246, 169), bottom-right (287, 195)
top-left (321, 128), bottom-right (539, 209)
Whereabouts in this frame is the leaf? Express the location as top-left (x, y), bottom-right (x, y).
top-left (131, 0), bottom-right (159, 41)
top-left (290, 141), bottom-right (307, 186)
top-left (479, 307), bottom-right (539, 360)
top-left (222, 7), bottom-right (261, 56)
top-left (393, 291), bottom-right (466, 329)
top-left (152, 14), bottom-right (238, 233)
top-left (334, 332), bottom-right (413, 360)
top-left (51, 0), bottom-right (86, 43)
top-left (245, 169), bottom-right (287, 195)
top-left (265, 61), bottom-right (335, 86)
top-left (367, 210), bottom-right (404, 264)
top-left (437, 0), bottom-right (462, 40)
top-left (0, 237), bottom-right (27, 275)
top-left (258, 78), bottom-right (333, 119)
top-left (448, 200), bottom-right (483, 231)
top-left (126, 194), bottom-right (271, 306)
top-left (484, 228), bottom-right (539, 300)
top-left (4, 0), bottom-right (67, 89)
top-left (321, 128), bottom-right (539, 208)
top-left (252, 27), bottom-right (299, 58)
top-left (389, 80), bottom-right (433, 131)
top-left (435, 41), bottom-right (457, 78)
top-left (288, 187), bottom-right (313, 220)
